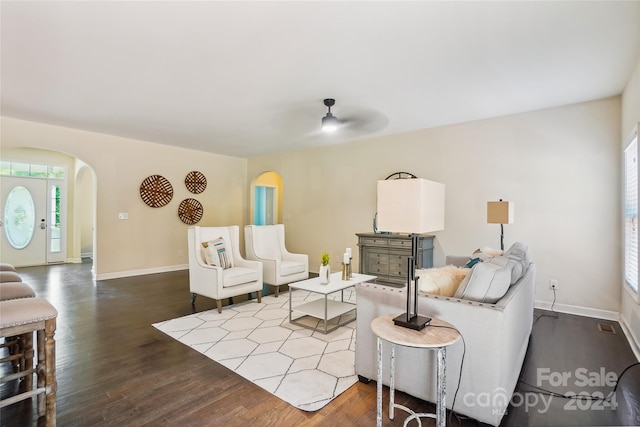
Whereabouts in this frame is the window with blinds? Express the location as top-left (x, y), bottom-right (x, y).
top-left (625, 131), bottom-right (639, 294)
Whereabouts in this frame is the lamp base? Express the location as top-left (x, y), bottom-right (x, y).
top-left (393, 313), bottom-right (431, 331)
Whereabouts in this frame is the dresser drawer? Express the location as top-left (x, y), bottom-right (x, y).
top-left (359, 237), bottom-right (389, 247)
top-left (388, 238), bottom-right (413, 250)
top-left (388, 252), bottom-right (408, 266)
top-left (388, 266), bottom-right (408, 278)
top-left (388, 255), bottom-right (409, 277)
top-left (366, 260), bottom-right (389, 275)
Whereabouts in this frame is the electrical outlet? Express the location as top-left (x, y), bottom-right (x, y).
top-left (549, 279), bottom-right (558, 290)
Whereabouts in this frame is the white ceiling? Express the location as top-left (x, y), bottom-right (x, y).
top-left (2, 1), bottom-right (639, 158)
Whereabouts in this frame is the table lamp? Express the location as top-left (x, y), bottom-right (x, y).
top-left (487, 199), bottom-right (514, 251)
top-left (377, 178), bottom-right (445, 330)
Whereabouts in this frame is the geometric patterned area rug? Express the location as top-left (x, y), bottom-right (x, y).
top-left (152, 288), bottom-right (358, 411)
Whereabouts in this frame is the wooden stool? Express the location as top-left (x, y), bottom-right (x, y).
top-left (0, 271), bottom-right (23, 283)
top-left (0, 282), bottom-right (36, 371)
top-left (0, 282), bottom-right (36, 301)
top-left (0, 298), bottom-right (58, 426)
top-left (0, 263), bottom-right (16, 272)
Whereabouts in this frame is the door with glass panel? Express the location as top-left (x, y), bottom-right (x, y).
top-left (0, 176), bottom-right (48, 266)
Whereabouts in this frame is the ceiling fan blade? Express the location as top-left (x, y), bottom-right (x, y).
top-left (339, 109), bottom-right (389, 136)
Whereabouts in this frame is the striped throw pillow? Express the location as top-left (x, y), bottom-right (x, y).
top-left (202, 237), bottom-right (234, 269)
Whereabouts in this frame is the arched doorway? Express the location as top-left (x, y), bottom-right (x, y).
top-left (251, 171), bottom-right (283, 225)
top-left (0, 148), bottom-right (96, 268)
top-left (75, 161), bottom-right (96, 263)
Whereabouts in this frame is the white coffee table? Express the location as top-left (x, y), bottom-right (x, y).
top-left (288, 272), bottom-right (376, 334)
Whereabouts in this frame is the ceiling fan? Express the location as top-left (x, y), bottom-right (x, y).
top-left (274, 98), bottom-right (388, 142)
top-left (318, 98), bottom-right (388, 136)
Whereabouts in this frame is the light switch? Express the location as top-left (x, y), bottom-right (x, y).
top-left (118, 213), bottom-right (128, 220)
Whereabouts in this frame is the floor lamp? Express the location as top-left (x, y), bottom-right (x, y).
top-left (487, 199), bottom-right (514, 251)
top-left (377, 178), bottom-right (445, 330)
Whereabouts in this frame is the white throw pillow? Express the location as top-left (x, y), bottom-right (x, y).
top-left (202, 237), bottom-right (234, 269)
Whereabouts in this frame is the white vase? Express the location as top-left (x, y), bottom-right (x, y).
top-left (319, 264), bottom-right (330, 284)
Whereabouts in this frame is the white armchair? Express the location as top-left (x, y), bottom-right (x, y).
top-left (244, 224), bottom-right (309, 297)
top-left (188, 226), bottom-right (262, 313)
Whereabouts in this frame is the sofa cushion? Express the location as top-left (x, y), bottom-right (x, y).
top-left (454, 259), bottom-right (512, 303)
top-left (202, 237), bottom-right (234, 269)
top-left (281, 260), bottom-right (306, 276)
top-left (418, 265), bottom-right (470, 296)
top-left (222, 267), bottom-right (259, 287)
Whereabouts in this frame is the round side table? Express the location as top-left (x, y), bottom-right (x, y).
top-left (371, 314), bottom-right (460, 427)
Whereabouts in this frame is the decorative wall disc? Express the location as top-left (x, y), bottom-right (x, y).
top-left (185, 171), bottom-right (207, 194)
top-left (178, 198), bottom-right (203, 224)
top-left (139, 175), bottom-right (173, 208)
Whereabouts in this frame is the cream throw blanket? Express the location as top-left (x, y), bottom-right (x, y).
top-left (417, 265), bottom-right (470, 296)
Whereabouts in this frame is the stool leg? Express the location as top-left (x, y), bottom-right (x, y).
top-left (37, 329), bottom-right (45, 416)
top-left (6, 335), bottom-right (21, 372)
top-left (45, 318), bottom-right (57, 427)
top-left (15, 336), bottom-right (24, 373)
top-left (23, 332), bottom-right (34, 390)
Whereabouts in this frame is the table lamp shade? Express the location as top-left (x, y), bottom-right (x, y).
top-left (377, 178), bottom-right (445, 233)
top-left (487, 201), bottom-right (514, 224)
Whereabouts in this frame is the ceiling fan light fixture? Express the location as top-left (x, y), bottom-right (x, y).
top-left (322, 113), bottom-right (339, 133)
top-left (321, 98), bottom-right (338, 133)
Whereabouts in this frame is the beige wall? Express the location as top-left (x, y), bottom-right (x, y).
top-left (0, 95), bottom-right (626, 318)
top-left (248, 97), bottom-right (622, 314)
top-left (621, 57), bottom-right (640, 355)
top-left (1, 117), bottom-right (248, 278)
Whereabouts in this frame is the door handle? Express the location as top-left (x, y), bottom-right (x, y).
top-left (40, 219), bottom-right (46, 229)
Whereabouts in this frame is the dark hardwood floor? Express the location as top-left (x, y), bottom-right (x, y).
top-left (1, 260), bottom-right (639, 426)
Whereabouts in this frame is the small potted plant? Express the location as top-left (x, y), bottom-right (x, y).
top-left (319, 252), bottom-right (330, 284)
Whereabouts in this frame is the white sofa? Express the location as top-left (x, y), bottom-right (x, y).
top-left (355, 249), bottom-right (536, 426)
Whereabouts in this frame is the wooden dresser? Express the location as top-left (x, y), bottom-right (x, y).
top-left (356, 233), bottom-right (435, 286)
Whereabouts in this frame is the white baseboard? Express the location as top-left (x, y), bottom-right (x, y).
top-left (619, 315), bottom-right (640, 362)
top-left (534, 300), bottom-right (620, 321)
top-left (96, 264), bottom-right (188, 281)
top-left (66, 257), bottom-right (83, 264)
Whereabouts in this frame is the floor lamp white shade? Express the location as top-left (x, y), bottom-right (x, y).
top-left (376, 178), bottom-right (445, 233)
top-left (376, 177), bottom-right (445, 330)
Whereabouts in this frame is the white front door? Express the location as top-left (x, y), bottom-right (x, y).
top-left (0, 176), bottom-right (48, 266)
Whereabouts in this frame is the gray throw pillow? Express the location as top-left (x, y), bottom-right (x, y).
top-left (503, 242), bottom-right (530, 284)
top-left (454, 260), bottom-right (512, 303)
